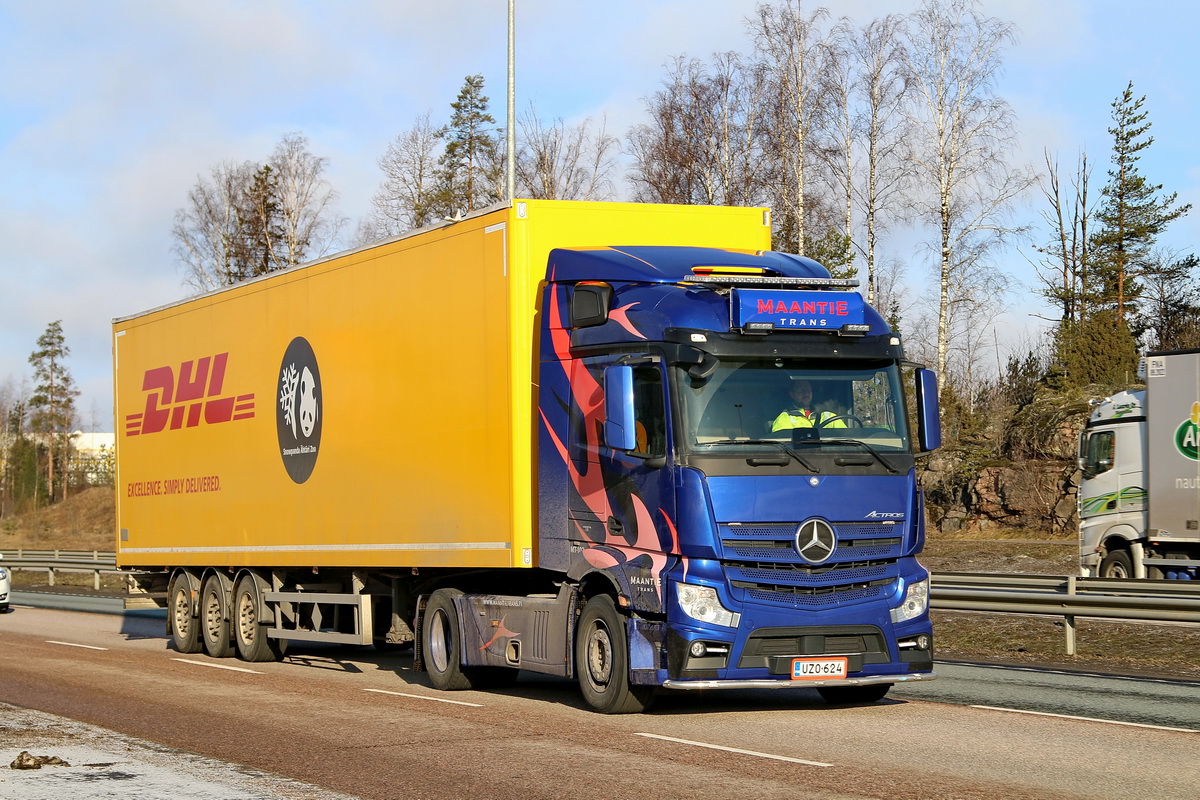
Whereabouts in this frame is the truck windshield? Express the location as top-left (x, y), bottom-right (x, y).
top-left (676, 357), bottom-right (913, 466)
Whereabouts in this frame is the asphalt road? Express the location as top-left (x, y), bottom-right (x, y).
top-left (1, 602), bottom-right (1198, 800)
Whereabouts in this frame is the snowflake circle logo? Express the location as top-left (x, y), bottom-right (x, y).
top-left (276, 337), bottom-right (322, 483)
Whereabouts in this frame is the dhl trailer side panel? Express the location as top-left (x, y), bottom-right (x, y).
top-left (114, 200), bottom-right (770, 571)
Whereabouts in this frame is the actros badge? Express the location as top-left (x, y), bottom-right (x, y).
top-left (276, 336), bottom-right (322, 483)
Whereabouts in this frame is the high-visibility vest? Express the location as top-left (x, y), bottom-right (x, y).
top-left (771, 408), bottom-right (846, 432)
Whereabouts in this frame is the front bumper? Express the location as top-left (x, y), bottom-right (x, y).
top-left (663, 671), bottom-right (935, 690)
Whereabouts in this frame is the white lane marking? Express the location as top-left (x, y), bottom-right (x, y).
top-left (171, 658), bottom-right (264, 674)
top-left (971, 705), bottom-right (1199, 733)
top-left (46, 640), bottom-right (108, 651)
top-left (363, 688), bottom-right (483, 707)
top-left (634, 733), bottom-right (833, 767)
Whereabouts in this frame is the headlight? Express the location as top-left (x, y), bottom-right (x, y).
top-left (676, 583), bottom-right (740, 628)
top-left (0, 567), bottom-right (8, 580)
top-left (890, 578), bottom-right (929, 624)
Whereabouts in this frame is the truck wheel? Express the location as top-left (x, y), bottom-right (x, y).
top-left (1100, 549), bottom-right (1133, 579)
top-left (818, 684), bottom-right (891, 704)
top-left (200, 575), bottom-right (234, 658)
top-left (575, 595), bottom-right (654, 714)
top-left (423, 588), bottom-right (476, 690)
top-left (169, 574), bottom-right (202, 654)
top-left (233, 573), bottom-right (286, 662)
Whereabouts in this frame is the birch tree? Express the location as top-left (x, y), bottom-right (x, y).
top-left (903, 0), bottom-right (1034, 390)
top-left (270, 134), bottom-right (345, 268)
top-left (628, 53), bottom-right (770, 207)
top-left (811, 20), bottom-right (856, 273)
top-left (173, 134), bottom-right (343, 290)
top-left (517, 108), bottom-right (618, 200)
top-left (752, 2), bottom-right (833, 254)
top-left (1034, 150), bottom-right (1095, 326)
top-left (363, 111), bottom-right (442, 239)
top-left (850, 14), bottom-right (911, 306)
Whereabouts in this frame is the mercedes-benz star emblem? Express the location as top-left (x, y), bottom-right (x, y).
top-left (794, 519), bottom-right (837, 564)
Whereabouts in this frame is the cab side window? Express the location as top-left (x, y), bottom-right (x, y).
top-left (632, 366), bottom-right (666, 457)
top-left (1083, 431), bottom-right (1115, 479)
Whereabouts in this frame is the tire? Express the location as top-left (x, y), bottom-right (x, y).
top-left (169, 574), bottom-right (203, 654)
top-left (818, 683), bottom-right (892, 704)
top-left (423, 588), bottom-right (477, 690)
top-left (200, 575), bottom-right (234, 658)
top-left (575, 595), bottom-right (654, 714)
top-left (233, 573), bottom-right (287, 662)
top-left (1100, 548), bottom-right (1134, 579)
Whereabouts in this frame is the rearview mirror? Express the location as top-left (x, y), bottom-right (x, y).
top-left (915, 368), bottom-right (941, 453)
top-left (603, 365), bottom-right (637, 451)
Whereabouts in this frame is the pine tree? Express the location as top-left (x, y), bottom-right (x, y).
top-left (436, 75), bottom-right (502, 216)
top-left (1051, 310), bottom-right (1140, 390)
top-left (232, 164), bottom-right (286, 281)
top-left (28, 320), bottom-right (79, 504)
top-left (1091, 82), bottom-right (1191, 323)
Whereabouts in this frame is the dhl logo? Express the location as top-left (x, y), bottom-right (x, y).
top-left (125, 353), bottom-right (254, 436)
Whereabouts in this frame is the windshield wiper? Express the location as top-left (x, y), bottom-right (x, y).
top-left (704, 439), bottom-right (821, 473)
top-left (791, 437), bottom-right (900, 474)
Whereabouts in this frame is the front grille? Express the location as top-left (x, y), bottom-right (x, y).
top-left (738, 624), bottom-right (890, 669)
top-left (720, 522), bottom-right (905, 609)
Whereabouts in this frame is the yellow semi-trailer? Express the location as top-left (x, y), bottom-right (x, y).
top-left (116, 198), bottom-right (941, 713)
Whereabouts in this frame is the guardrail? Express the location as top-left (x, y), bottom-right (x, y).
top-left (0, 549), bottom-right (120, 591)
top-left (4, 551), bottom-right (1197, 656)
top-left (931, 572), bottom-right (1200, 654)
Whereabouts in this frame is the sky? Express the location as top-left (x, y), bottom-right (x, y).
top-left (2, 0), bottom-right (1199, 431)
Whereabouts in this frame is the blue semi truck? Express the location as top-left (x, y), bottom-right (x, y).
top-left (491, 243), bottom-right (942, 712)
top-left (118, 200), bottom-right (939, 714)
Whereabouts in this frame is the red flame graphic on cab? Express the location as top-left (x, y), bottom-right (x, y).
top-left (539, 282), bottom-right (682, 602)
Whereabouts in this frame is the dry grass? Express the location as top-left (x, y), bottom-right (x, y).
top-left (0, 487), bottom-right (115, 551)
top-left (932, 611), bottom-right (1200, 680)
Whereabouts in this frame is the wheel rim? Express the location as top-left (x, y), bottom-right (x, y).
top-left (584, 620), bottom-right (613, 689)
top-left (204, 590), bottom-right (221, 639)
top-left (429, 608), bottom-right (451, 672)
top-left (238, 589), bottom-right (258, 644)
top-left (173, 587), bottom-right (191, 636)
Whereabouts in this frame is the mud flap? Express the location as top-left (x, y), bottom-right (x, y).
top-left (628, 617), bottom-right (667, 685)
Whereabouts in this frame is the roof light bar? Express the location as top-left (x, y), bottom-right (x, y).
top-left (689, 274), bottom-right (860, 288)
top-left (692, 265), bottom-right (772, 276)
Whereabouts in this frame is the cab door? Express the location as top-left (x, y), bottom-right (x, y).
top-left (574, 355), bottom-right (678, 613)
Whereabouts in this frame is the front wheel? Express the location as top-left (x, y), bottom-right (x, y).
top-left (818, 683), bottom-right (892, 704)
top-left (423, 588), bottom-right (476, 690)
top-left (1099, 548), bottom-right (1134, 579)
top-left (575, 595), bottom-right (654, 714)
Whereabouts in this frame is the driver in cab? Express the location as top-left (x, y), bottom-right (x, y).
top-left (771, 380), bottom-right (846, 432)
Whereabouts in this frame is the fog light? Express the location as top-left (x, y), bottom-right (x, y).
top-left (917, 634), bottom-right (930, 650)
top-left (689, 641), bottom-right (708, 658)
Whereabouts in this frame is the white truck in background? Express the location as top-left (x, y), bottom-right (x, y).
top-left (1078, 349), bottom-right (1200, 579)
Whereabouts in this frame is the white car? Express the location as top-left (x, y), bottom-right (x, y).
top-left (0, 554), bottom-right (9, 612)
